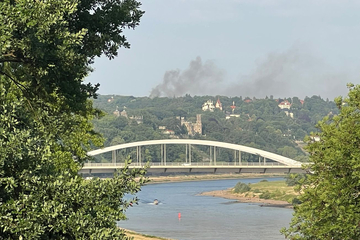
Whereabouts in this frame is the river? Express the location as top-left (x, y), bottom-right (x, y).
top-left (118, 178), bottom-right (293, 240)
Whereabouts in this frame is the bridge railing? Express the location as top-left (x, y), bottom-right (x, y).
top-left (83, 162), bottom-right (288, 168)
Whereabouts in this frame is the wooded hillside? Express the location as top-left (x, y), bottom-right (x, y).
top-left (92, 95), bottom-right (338, 163)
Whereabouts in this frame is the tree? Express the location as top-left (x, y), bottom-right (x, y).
top-left (0, 0), bottom-right (143, 112)
top-left (282, 84), bottom-right (360, 239)
top-left (0, 0), bottom-right (146, 239)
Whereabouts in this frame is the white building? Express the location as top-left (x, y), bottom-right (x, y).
top-left (202, 100), bottom-right (215, 112)
top-left (278, 100), bottom-right (291, 109)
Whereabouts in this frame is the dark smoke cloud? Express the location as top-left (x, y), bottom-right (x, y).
top-left (225, 46), bottom-right (353, 99)
top-left (150, 46), bottom-right (358, 99)
top-left (150, 57), bottom-right (224, 97)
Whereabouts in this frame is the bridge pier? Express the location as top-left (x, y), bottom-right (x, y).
top-left (209, 146), bottom-right (212, 165)
top-left (160, 144), bottom-right (167, 165)
top-left (189, 144), bottom-right (191, 164)
top-left (239, 150), bottom-right (242, 165)
top-left (136, 146), bottom-right (138, 164)
top-left (139, 146), bottom-right (142, 165)
top-left (136, 146), bottom-right (143, 165)
top-left (160, 144), bottom-right (163, 164)
top-left (214, 146), bottom-right (216, 165)
top-left (234, 150), bottom-right (236, 165)
top-left (112, 150), bottom-right (116, 164)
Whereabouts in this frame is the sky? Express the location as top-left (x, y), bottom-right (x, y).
top-left (86, 0), bottom-right (360, 100)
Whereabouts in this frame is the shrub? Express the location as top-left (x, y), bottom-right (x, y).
top-left (260, 190), bottom-right (271, 199)
top-left (253, 188), bottom-right (261, 193)
top-left (260, 179), bottom-right (268, 182)
top-left (233, 182), bottom-right (251, 193)
top-left (285, 173), bottom-right (307, 186)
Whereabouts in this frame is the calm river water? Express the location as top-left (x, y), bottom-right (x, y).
top-left (118, 178), bottom-right (293, 240)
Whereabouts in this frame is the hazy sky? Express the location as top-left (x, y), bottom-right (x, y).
top-left (86, 0), bottom-right (360, 100)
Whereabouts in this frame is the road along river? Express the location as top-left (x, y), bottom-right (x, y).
top-left (118, 178), bottom-right (293, 240)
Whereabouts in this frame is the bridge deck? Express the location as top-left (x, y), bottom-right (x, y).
top-left (81, 162), bottom-right (305, 174)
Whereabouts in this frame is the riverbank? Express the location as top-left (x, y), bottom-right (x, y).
top-left (147, 173), bottom-right (286, 184)
top-left (124, 229), bottom-right (173, 240)
top-left (199, 189), bottom-right (293, 208)
top-left (199, 179), bottom-right (297, 208)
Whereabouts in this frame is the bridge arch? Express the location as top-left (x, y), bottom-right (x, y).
top-left (88, 139), bottom-right (301, 166)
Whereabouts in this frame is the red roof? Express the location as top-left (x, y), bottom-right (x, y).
top-left (279, 100), bottom-right (291, 106)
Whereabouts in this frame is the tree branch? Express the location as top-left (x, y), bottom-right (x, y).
top-left (0, 70), bottom-right (31, 96)
top-left (0, 58), bottom-right (31, 64)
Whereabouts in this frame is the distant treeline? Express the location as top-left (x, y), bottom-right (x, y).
top-left (91, 94), bottom-right (339, 163)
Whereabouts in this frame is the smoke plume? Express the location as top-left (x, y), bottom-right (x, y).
top-left (150, 46), bottom-right (357, 99)
top-left (150, 57), bottom-right (224, 97)
top-left (225, 46), bottom-right (352, 99)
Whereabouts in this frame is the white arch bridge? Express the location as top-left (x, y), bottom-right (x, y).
top-left (81, 139), bottom-right (304, 174)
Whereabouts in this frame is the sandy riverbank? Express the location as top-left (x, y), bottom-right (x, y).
top-left (124, 229), bottom-right (173, 240)
top-left (147, 173), bottom-right (286, 184)
top-left (199, 189), bottom-right (293, 208)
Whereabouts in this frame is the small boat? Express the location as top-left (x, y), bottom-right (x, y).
top-left (153, 199), bottom-right (159, 205)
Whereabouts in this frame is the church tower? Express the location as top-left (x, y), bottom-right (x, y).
top-left (215, 98), bottom-right (223, 111)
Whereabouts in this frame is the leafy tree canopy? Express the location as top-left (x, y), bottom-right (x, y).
top-left (0, 0), bottom-right (146, 239)
top-left (282, 84), bottom-right (360, 239)
top-left (0, 0), bottom-right (143, 112)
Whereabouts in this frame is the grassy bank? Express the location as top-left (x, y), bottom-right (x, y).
top-left (233, 180), bottom-right (298, 203)
top-left (200, 179), bottom-right (298, 208)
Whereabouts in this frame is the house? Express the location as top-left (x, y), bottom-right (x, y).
top-left (284, 111), bottom-right (294, 118)
top-left (113, 106), bottom-right (120, 117)
top-left (226, 114), bottom-right (240, 119)
top-left (129, 115), bottom-right (143, 124)
top-left (278, 100), bottom-right (291, 109)
top-left (120, 109), bottom-right (128, 118)
top-left (163, 129), bottom-right (175, 135)
top-left (202, 100), bottom-right (215, 112)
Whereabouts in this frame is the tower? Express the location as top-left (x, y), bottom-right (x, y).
top-left (215, 98), bottom-right (223, 110)
top-left (230, 101), bottom-right (236, 114)
top-left (194, 114), bottom-right (202, 135)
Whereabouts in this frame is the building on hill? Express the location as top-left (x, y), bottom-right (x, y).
top-left (244, 98), bottom-right (252, 103)
top-left (181, 114), bottom-right (202, 136)
top-left (225, 113), bottom-right (240, 119)
top-left (120, 108), bottom-right (128, 118)
top-left (129, 115), bottom-right (143, 124)
top-left (215, 98), bottom-right (223, 111)
top-left (278, 100), bottom-right (291, 109)
top-left (162, 129), bottom-right (175, 135)
top-left (202, 100), bottom-right (215, 112)
top-left (226, 101), bottom-right (240, 119)
top-left (113, 106), bottom-right (120, 117)
top-left (284, 111), bottom-right (294, 118)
